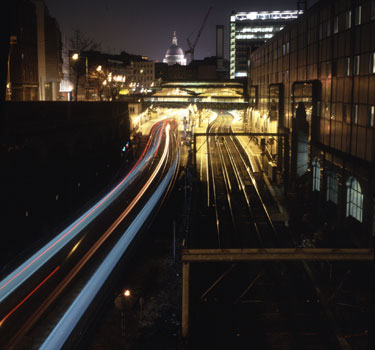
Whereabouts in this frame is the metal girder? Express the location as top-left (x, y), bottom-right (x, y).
top-left (194, 132), bottom-right (288, 137)
top-left (182, 248), bottom-right (374, 262)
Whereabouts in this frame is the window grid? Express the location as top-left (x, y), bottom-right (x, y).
top-left (353, 104), bottom-right (359, 124)
top-left (346, 10), bottom-right (352, 29)
top-left (316, 101), bottom-right (321, 116)
top-left (369, 106), bottom-right (375, 127)
top-left (354, 55), bottom-right (360, 75)
top-left (326, 61), bottom-right (330, 77)
top-left (370, 52), bottom-right (375, 74)
top-left (345, 57), bottom-right (351, 76)
top-left (355, 6), bottom-right (361, 25)
top-left (327, 172), bottom-right (338, 204)
top-left (312, 158), bottom-right (320, 191)
top-left (331, 103), bottom-right (336, 120)
top-left (334, 16), bottom-right (339, 33)
top-left (346, 177), bottom-right (363, 222)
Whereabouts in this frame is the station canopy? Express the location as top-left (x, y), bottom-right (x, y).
top-left (148, 81), bottom-right (247, 104)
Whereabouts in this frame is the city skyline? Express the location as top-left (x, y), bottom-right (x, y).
top-left (44, 0), bottom-right (310, 61)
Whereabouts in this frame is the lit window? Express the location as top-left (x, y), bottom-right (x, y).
top-left (354, 55), bottom-right (360, 75)
top-left (327, 21), bottom-right (331, 36)
top-left (344, 104), bottom-right (350, 123)
top-left (346, 177), bottom-right (363, 222)
top-left (355, 6), bottom-right (361, 25)
top-left (369, 106), bottom-right (375, 127)
top-left (345, 57), bottom-right (351, 76)
top-left (327, 171), bottom-right (338, 204)
top-left (331, 103), bottom-right (336, 119)
top-left (326, 61), bottom-right (331, 77)
top-left (316, 101), bottom-right (321, 116)
top-left (286, 42), bottom-right (290, 54)
top-left (346, 10), bottom-right (352, 29)
top-left (312, 158), bottom-right (320, 191)
top-left (352, 104), bottom-right (359, 124)
top-left (334, 16), bottom-right (339, 33)
top-left (370, 52), bottom-right (375, 74)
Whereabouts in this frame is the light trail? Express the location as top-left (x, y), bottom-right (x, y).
top-left (4, 123), bottom-right (171, 346)
top-left (0, 122), bottom-right (161, 302)
top-left (40, 123), bottom-right (178, 350)
top-left (0, 266), bottom-right (60, 328)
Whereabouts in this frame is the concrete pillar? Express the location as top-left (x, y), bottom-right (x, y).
top-left (181, 262), bottom-right (190, 338)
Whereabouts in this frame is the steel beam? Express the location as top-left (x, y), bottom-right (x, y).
top-left (194, 132), bottom-right (288, 137)
top-left (182, 248), bottom-right (374, 262)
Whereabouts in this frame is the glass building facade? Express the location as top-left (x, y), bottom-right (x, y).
top-left (248, 0), bottom-right (375, 245)
top-left (230, 10), bottom-right (302, 79)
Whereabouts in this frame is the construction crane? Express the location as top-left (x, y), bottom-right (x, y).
top-left (185, 6), bottom-right (213, 62)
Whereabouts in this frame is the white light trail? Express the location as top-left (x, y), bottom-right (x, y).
top-left (0, 123), bottom-right (163, 303)
top-left (40, 128), bottom-right (178, 350)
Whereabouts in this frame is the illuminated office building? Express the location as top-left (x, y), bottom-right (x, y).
top-left (230, 10), bottom-right (302, 79)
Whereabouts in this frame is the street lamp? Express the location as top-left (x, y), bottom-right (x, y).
top-left (72, 53), bottom-right (80, 101)
top-left (71, 52), bottom-right (89, 101)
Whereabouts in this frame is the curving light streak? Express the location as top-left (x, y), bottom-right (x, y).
top-left (0, 122), bottom-right (163, 303)
top-left (2, 123), bottom-right (171, 338)
top-left (0, 266), bottom-right (60, 327)
top-left (40, 125), bottom-right (178, 350)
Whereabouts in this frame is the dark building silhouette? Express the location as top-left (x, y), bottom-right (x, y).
top-left (7, 0), bottom-right (62, 101)
top-left (8, 0), bottom-right (39, 100)
top-left (155, 57), bottom-right (229, 82)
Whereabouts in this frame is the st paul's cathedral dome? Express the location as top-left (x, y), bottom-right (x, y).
top-left (163, 31), bottom-right (186, 66)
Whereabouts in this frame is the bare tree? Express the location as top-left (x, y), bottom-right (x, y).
top-left (69, 29), bottom-right (100, 53)
top-left (69, 29), bottom-right (100, 101)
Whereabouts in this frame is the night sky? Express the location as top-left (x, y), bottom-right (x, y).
top-left (44, 0), bottom-right (312, 62)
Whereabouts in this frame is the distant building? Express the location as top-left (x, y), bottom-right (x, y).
top-left (31, 0), bottom-right (62, 100)
top-left (7, 0), bottom-right (62, 101)
top-left (230, 10), bottom-right (302, 79)
top-left (163, 31), bottom-right (187, 66)
top-left (8, 0), bottom-right (39, 100)
top-left (126, 60), bottom-right (155, 91)
top-left (68, 50), bottom-right (155, 100)
top-left (155, 57), bottom-right (229, 82)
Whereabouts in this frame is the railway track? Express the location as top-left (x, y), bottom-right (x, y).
top-left (189, 113), bottom-right (369, 349)
top-left (197, 114), bottom-right (281, 249)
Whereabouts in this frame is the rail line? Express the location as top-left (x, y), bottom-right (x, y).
top-left (205, 114), bottom-right (279, 249)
